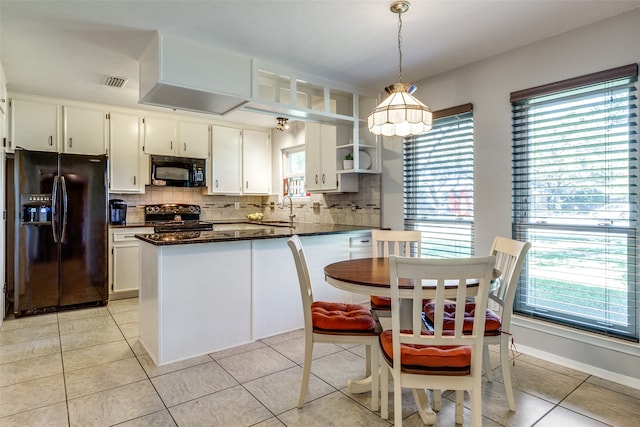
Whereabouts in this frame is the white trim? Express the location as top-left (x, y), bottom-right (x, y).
top-left (513, 316), bottom-right (640, 357)
top-left (515, 342), bottom-right (640, 390)
top-left (513, 316), bottom-right (640, 390)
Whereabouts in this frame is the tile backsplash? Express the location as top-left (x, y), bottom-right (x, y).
top-left (113, 174), bottom-right (381, 227)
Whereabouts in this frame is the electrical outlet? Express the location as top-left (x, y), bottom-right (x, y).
top-left (234, 202), bottom-right (240, 210)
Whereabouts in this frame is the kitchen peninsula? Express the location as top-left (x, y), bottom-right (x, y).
top-left (137, 223), bottom-right (372, 366)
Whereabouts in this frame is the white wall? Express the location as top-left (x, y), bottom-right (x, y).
top-left (382, 8), bottom-right (640, 386)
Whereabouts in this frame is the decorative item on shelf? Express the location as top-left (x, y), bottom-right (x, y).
top-left (359, 150), bottom-right (372, 170)
top-left (276, 117), bottom-right (290, 131)
top-left (343, 152), bottom-right (354, 170)
top-left (368, 1), bottom-right (432, 137)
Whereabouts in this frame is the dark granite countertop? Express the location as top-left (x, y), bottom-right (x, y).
top-left (135, 223), bottom-right (373, 246)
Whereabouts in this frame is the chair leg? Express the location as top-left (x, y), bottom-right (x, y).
top-left (394, 376), bottom-right (403, 427)
top-left (365, 344), bottom-right (372, 377)
top-left (500, 335), bottom-right (516, 411)
top-left (432, 388), bottom-right (442, 411)
top-left (483, 343), bottom-right (494, 381)
top-left (381, 361), bottom-right (389, 420)
top-left (411, 388), bottom-right (437, 425)
top-left (471, 381), bottom-right (483, 427)
top-left (454, 390), bottom-right (464, 424)
top-left (370, 342), bottom-right (379, 411)
top-left (298, 339), bottom-right (314, 408)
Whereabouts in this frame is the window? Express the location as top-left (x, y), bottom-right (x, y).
top-left (511, 64), bottom-right (639, 341)
top-left (404, 104), bottom-right (474, 258)
top-left (282, 145), bottom-right (307, 197)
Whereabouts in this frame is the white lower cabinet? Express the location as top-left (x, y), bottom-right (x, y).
top-left (109, 227), bottom-right (153, 299)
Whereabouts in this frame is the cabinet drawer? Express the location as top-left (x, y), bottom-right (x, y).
top-left (350, 235), bottom-right (372, 248)
top-left (112, 228), bottom-right (153, 242)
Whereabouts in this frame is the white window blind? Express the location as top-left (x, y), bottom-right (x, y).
top-left (511, 64), bottom-right (639, 341)
top-left (404, 104), bottom-right (474, 258)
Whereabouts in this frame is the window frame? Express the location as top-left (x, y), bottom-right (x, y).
top-left (511, 64), bottom-right (639, 341)
top-left (403, 103), bottom-right (475, 258)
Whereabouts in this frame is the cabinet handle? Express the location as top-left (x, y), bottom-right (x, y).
top-left (170, 141), bottom-right (173, 150)
top-left (246, 181), bottom-right (249, 189)
top-left (69, 137), bottom-right (72, 148)
top-left (133, 176), bottom-right (137, 185)
top-left (48, 136), bottom-right (53, 146)
top-left (322, 173), bottom-right (325, 184)
top-left (215, 179), bottom-right (219, 188)
top-left (315, 174), bottom-right (318, 184)
top-left (183, 143), bottom-right (187, 152)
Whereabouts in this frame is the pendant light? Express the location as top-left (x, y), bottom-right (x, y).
top-left (368, 1), bottom-right (432, 137)
top-left (276, 117), bottom-right (290, 131)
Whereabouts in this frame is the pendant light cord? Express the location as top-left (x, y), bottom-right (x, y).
top-left (397, 10), bottom-right (403, 83)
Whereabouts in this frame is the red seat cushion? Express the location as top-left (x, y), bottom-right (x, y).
top-left (370, 296), bottom-right (391, 310)
top-left (311, 301), bottom-right (376, 331)
top-left (379, 330), bottom-right (471, 375)
top-left (423, 302), bottom-right (502, 336)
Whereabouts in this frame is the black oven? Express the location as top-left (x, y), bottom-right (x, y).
top-left (150, 155), bottom-right (205, 187)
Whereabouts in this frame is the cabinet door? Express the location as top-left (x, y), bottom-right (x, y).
top-left (305, 122), bottom-right (322, 191)
top-left (242, 129), bottom-right (271, 194)
top-left (112, 242), bottom-right (140, 294)
top-left (64, 106), bottom-right (107, 155)
top-left (10, 98), bottom-right (59, 152)
top-left (319, 123), bottom-right (337, 190)
top-left (209, 125), bottom-right (241, 194)
top-left (109, 112), bottom-right (142, 193)
top-left (143, 116), bottom-right (176, 156)
top-left (177, 121), bottom-right (209, 159)
top-left (305, 122), bottom-right (337, 191)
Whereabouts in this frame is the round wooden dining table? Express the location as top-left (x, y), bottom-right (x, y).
top-left (324, 257), bottom-right (496, 296)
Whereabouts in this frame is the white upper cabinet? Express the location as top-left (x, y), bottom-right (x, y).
top-left (144, 116), bottom-right (209, 158)
top-left (63, 105), bottom-right (107, 155)
top-left (305, 122), bottom-right (337, 192)
top-left (207, 125), bottom-right (242, 195)
top-left (109, 112), bottom-right (144, 193)
top-left (10, 98), bottom-right (60, 152)
top-left (242, 129), bottom-right (271, 194)
top-left (177, 120), bottom-right (209, 158)
top-left (143, 116), bottom-right (176, 156)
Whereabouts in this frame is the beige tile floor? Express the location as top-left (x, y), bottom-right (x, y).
top-left (1, 297), bottom-right (639, 426)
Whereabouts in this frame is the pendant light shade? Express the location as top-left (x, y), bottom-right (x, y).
top-left (368, 1), bottom-right (432, 137)
top-left (368, 83), bottom-right (432, 137)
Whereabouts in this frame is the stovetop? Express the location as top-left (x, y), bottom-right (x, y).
top-left (144, 204), bottom-right (212, 232)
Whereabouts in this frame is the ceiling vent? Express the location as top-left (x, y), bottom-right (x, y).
top-left (103, 75), bottom-right (128, 88)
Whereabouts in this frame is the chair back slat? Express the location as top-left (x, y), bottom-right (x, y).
top-left (372, 229), bottom-right (422, 258)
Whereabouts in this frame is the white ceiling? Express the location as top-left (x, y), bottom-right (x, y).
top-left (2, 0), bottom-right (639, 128)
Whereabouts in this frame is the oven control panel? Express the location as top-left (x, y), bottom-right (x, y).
top-left (145, 204), bottom-right (201, 215)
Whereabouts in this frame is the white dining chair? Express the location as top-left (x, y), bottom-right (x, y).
top-left (370, 229), bottom-right (422, 311)
top-left (423, 236), bottom-right (531, 411)
top-left (380, 255), bottom-right (495, 426)
top-left (287, 235), bottom-right (381, 410)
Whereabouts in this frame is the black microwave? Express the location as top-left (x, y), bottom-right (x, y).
top-left (150, 155), bottom-right (206, 187)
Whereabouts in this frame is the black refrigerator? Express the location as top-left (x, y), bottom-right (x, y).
top-left (12, 149), bottom-right (108, 316)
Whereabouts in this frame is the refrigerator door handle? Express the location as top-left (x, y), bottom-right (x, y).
top-left (52, 175), bottom-right (60, 243)
top-left (60, 176), bottom-right (69, 242)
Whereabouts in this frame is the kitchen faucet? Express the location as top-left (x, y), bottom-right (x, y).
top-left (280, 195), bottom-right (296, 226)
